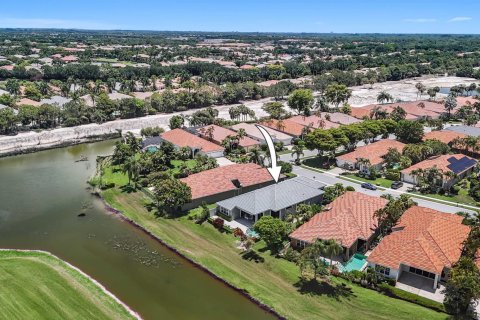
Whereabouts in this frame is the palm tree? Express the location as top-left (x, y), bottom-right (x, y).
top-left (122, 156), bottom-right (140, 186)
top-left (323, 239), bottom-right (343, 268)
top-left (376, 91), bottom-right (393, 104)
top-left (248, 146), bottom-right (263, 166)
top-left (236, 128), bottom-right (247, 142)
top-left (444, 94), bottom-right (457, 119)
top-left (291, 141), bottom-right (305, 164)
top-left (415, 82), bottom-right (426, 98)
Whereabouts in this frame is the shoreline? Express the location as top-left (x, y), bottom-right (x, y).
top-left (95, 192), bottom-right (285, 320)
top-left (0, 248), bottom-right (142, 320)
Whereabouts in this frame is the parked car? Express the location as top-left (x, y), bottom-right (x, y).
top-left (361, 182), bottom-right (377, 190)
top-left (391, 181), bottom-right (404, 189)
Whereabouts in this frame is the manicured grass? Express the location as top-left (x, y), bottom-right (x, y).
top-left (100, 169), bottom-right (447, 320)
top-left (413, 191), bottom-right (477, 206)
top-left (170, 159), bottom-right (197, 175)
top-left (0, 250), bottom-right (135, 320)
top-left (343, 174), bottom-right (394, 189)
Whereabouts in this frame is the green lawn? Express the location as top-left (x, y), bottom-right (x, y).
top-left (343, 174), bottom-right (394, 189)
top-left (0, 250), bottom-right (135, 320)
top-left (170, 159), bottom-right (197, 175)
top-left (100, 168), bottom-right (447, 320)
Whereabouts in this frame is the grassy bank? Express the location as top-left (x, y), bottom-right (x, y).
top-left (100, 168), bottom-right (447, 320)
top-left (0, 250), bottom-right (136, 320)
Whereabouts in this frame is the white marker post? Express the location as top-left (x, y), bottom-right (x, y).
top-left (255, 125), bottom-right (281, 183)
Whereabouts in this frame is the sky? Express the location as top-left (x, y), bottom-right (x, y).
top-left (1, 0), bottom-right (480, 34)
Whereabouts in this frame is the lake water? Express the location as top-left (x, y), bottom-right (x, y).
top-left (439, 87), bottom-right (479, 95)
top-left (0, 140), bottom-right (275, 320)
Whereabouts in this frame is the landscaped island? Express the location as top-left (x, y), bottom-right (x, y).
top-left (0, 250), bottom-right (138, 320)
top-left (95, 158), bottom-right (447, 320)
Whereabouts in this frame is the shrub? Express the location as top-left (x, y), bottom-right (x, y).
top-left (278, 160), bottom-right (292, 174)
top-left (385, 169), bottom-right (400, 181)
top-left (100, 182), bottom-right (115, 190)
top-left (195, 204), bottom-right (210, 224)
top-left (212, 218), bottom-right (224, 229)
top-left (217, 212), bottom-right (232, 221)
top-left (283, 247), bottom-right (300, 262)
top-left (233, 228), bottom-right (245, 238)
top-left (345, 186), bottom-right (355, 191)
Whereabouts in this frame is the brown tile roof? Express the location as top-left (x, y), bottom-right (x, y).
top-left (289, 192), bottom-right (388, 248)
top-left (367, 206), bottom-right (470, 274)
top-left (161, 129), bottom-right (224, 153)
top-left (423, 130), bottom-right (467, 145)
top-left (180, 163), bottom-right (273, 199)
top-left (17, 98), bottom-right (42, 107)
top-left (197, 124), bottom-right (259, 148)
top-left (350, 101), bottom-right (445, 120)
top-left (260, 119), bottom-right (306, 137)
top-left (316, 112), bottom-right (362, 125)
top-left (456, 96), bottom-right (478, 106)
top-left (288, 115), bottom-right (340, 129)
top-left (337, 139), bottom-right (406, 166)
top-left (401, 154), bottom-right (477, 175)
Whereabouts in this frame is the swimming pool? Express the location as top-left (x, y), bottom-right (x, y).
top-left (246, 228), bottom-right (259, 238)
top-left (340, 253), bottom-right (368, 272)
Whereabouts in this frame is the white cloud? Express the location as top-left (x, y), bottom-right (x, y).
top-left (448, 17), bottom-right (472, 22)
top-left (403, 18), bottom-right (437, 23)
top-left (0, 18), bottom-right (119, 29)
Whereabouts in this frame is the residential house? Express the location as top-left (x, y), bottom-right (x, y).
top-left (180, 163), bottom-right (274, 209)
top-left (336, 139), bottom-right (406, 172)
top-left (16, 98), bottom-right (42, 107)
top-left (216, 177), bottom-right (324, 222)
top-left (260, 119), bottom-right (309, 138)
top-left (423, 130), bottom-right (467, 145)
top-left (367, 206), bottom-right (470, 289)
top-left (290, 192), bottom-right (388, 260)
top-left (160, 128), bottom-right (225, 158)
top-left (401, 154), bottom-right (477, 189)
top-left (230, 123), bottom-right (293, 146)
top-left (197, 124), bottom-right (260, 151)
top-left (288, 115), bottom-right (340, 129)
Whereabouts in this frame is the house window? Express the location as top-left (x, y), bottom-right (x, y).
top-left (219, 207), bottom-right (230, 216)
top-left (297, 240), bottom-right (307, 248)
top-left (375, 264), bottom-right (391, 276)
top-left (409, 267), bottom-right (435, 279)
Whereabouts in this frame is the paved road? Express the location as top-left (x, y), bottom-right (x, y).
top-left (280, 153), bottom-right (477, 215)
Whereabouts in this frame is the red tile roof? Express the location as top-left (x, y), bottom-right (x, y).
top-left (161, 129), bottom-right (224, 153)
top-left (197, 124), bottom-right (259, 148)
top-left (288, 115), bottom-right (340, 129)
top-left (260, 119), bottom-right (307, 137)
top-left (337, 139), bottom-right (406, 166)
top-left (289, 192), bottom-right (388, 248)
top-left (367, 206), bottom-right (470, 274)
top-left (350, 100), bottom-right (446, 120)
top-left (180, 163), bottom-right (273, 199)
top-left (401, 154), bottom-right (477, 175)
top-left (423, 130), bottom-right (467, 145)
top-left (456, 96), bottom-right (478, 106)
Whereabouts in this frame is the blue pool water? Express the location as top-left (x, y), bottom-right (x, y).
top-left (147, 146), bottom-right (158, 153)
top-left (340, 253), bottom-right (368, 272)
top-left (246, 228), bottom-right (259, 238)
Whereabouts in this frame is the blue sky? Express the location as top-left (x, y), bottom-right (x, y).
top-left (1, 0), bottom-right (479, 34)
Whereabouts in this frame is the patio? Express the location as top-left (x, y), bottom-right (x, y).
top-left (216, 217), bottom-right (254, 233)
top-left (395, 272), bottom-right (445, 303)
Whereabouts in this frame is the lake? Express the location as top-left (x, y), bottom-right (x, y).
top-left (0, 140), bottom-right (275, 320)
